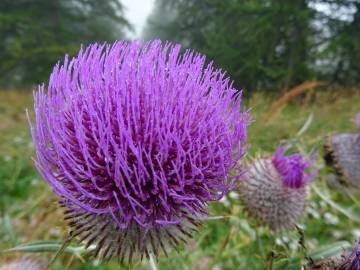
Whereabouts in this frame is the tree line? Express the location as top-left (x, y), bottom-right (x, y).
top-left (1, 0), bottom-right (359, 92)
top-left (0, 0), bottom-right (131, 88)
top-left (144, 0), bottom-right (360, 92)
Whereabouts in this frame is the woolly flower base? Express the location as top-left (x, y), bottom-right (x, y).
top-left (324, 133), bottom-right (360, 189)
top-left (239, 158), bottom-right (307, 231)
top-left (64, 207), bottom-right (200, 263)
top-left (29, 40), bottom-right (249, 262)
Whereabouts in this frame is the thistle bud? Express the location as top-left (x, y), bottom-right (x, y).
top-left (239, 147), bottom-right (314, 231)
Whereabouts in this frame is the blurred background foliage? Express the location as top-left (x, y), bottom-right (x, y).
top-left (0, 0), bottom-right (359, 92)
top-left (0, 0), bottom-right (131, 87)
top-left (144, 0), bottom-right (360, 92)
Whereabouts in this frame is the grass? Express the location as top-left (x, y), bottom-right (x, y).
top-left (0, 88), bottom-right (359, 269)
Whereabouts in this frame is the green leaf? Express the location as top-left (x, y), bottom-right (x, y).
top-left (312, 185), bottom-right (360, 223)
top-left (2, 215), bottom-right (17, 245)
top-left (296, 112), bottom-right (313, 136)
top-left (308, 241), bottom-right (351, 262)
top-left (2, 240), bottom-right (93, 258)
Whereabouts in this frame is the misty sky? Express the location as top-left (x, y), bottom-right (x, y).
top-left (122, 0), bottom-right (155, 38)
top-left (121, 1), bottom-right (355, 39)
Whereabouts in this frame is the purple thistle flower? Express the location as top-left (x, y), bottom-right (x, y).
top-left (324, 113), bottom-right (360, 190)
top-left (272, 146), bottom-right (313, 188)
top-left (306, 238), bottom-right (360, 270)
top-left (28, 40), bottom-right (250, 262)
top-left (239, 147), bottom-right (314, 231)
top-left (339, 238), bottom-right (360, 270)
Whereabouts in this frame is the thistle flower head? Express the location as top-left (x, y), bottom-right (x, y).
top-left (339, 238), bottom-right (360, 270)
top-left (239, 147), bottom-right (313, 231)
top-left (324, 113), bottom-right (360, 189)
top-left (29, 40), bottom-right (250, 262)
top-left (306, 238), bottom-right (360, 270)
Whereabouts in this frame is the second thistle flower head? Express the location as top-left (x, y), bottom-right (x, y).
top-left (239, 146), bottom-right (314, 231)
top-left (29, 40), bottom-right (250, 262)
top-left (324, 112), bottom-right (360, 189)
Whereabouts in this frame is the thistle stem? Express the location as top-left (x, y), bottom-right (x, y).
top-left (149, 253), bottom-right (158, 270)
top-left (255, 228), bottom-right (265, 259)
top-left (47, 235), bottom-right (72, 269)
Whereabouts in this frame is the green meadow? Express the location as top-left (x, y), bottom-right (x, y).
top-left (0, 89), bottom-right (360, 270)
